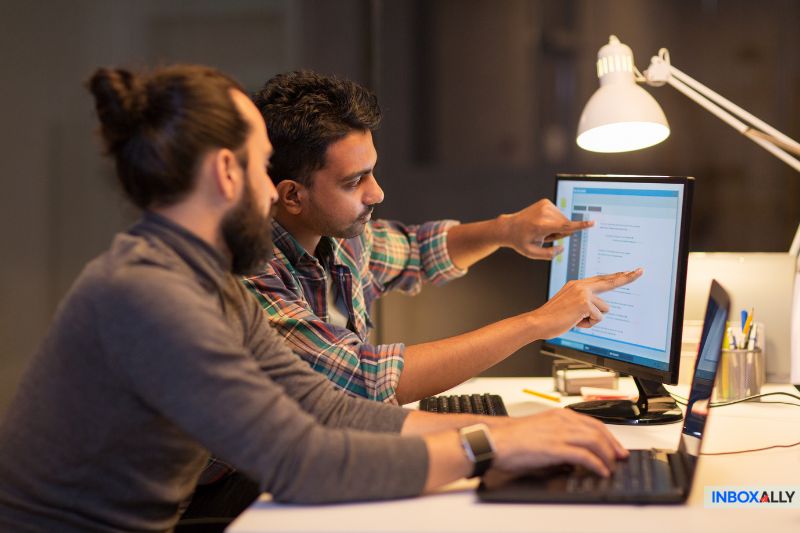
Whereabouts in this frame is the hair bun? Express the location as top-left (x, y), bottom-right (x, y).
top-left (87, 68), bottom-right (147, 152)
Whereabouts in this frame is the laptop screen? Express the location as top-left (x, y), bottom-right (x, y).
top-left (680, 280), bottom-right (730, 457)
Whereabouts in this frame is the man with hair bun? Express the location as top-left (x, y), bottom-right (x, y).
top-left (0, 64), bottom-right (627, 532)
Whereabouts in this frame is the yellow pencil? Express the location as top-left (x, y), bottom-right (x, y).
top-left (522, 388), bottom-right (561, 403)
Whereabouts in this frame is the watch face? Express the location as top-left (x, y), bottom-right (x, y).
top-left (461, 424), bottom-right (496, 475)
top-left (465, 429), bottom-right (493, 460)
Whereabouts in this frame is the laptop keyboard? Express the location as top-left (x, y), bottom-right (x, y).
top-left (566, 449), bottom-right (660, 494)
top-left (418, 393), bottom-right (508, 416)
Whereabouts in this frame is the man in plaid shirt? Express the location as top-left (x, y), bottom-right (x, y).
top-left (245, 71), bottom-right (641, 405)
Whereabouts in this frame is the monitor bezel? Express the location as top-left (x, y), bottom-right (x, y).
top-left (542, 173), bottom-right (694, 386)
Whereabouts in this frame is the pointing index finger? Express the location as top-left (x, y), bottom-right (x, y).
top-left (559, 219), bottom-right (594, 234)
top-left (590, 268), bottom-right (644, 292)
top-left (545, 223), bottom-right (593, 242)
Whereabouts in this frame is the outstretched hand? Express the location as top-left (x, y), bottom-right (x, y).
top-left (501, 199), bottom-right (594, 260)
top-left (531, 269), bottom-right (644, 340)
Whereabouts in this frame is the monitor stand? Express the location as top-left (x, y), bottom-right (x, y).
top-left (566, 377), bottom-right (683, 425)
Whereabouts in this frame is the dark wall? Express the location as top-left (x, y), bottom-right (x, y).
top-left (0, 0), bottom-right (368, 413)
top-left (1, 0), bottom-right (798, 413)
top-left (372, 0), bottom-right (800, 377)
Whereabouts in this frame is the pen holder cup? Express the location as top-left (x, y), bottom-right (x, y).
top-left (713, 348), bottom-right (764, 402)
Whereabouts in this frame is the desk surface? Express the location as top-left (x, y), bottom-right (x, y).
top-left (229, 377), bottom-right (800, 533)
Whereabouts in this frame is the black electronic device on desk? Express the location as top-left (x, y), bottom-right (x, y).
top-left (418, 394), bottom-right (508, 416)
top-left (541, 174), bottom-right (694, 425)
top-left (479, 280), bottom-right (729, 504)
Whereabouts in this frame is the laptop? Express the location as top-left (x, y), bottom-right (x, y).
top-left (477, 280), bottom-right (730, 504)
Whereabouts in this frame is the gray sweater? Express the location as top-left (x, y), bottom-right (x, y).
top-left (0, 213), bottom-right (428, 532)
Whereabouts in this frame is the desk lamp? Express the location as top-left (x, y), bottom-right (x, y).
top-left (576, 35), bottom-right (800, 172)
top-left (577, 36), bottom-right (800, 391)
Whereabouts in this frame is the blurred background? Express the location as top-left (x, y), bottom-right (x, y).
top-left (1, 0), bottom-right (798, 414)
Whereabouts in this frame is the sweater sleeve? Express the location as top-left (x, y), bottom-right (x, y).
top-left (100, 266), bottom-right (428, 503)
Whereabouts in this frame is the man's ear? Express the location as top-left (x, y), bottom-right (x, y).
top-left (276, 180), bottom-right (306, 215)
top-left (212, 148), bottom-right (242, 203)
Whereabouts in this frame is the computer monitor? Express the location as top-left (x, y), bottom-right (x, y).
top-left (541, 174), bottom-right (694, 425)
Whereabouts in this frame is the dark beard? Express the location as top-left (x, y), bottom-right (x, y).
top-left (220, 181), bottom-right (274, 276)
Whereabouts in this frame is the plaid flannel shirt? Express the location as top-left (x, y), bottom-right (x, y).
top-left (244, 218), bottom-right (466, 404)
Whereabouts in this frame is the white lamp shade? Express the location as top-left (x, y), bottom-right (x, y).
top-left (577, 78), bottom-right (670, 153)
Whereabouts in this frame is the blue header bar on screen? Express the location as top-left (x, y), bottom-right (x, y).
top-left (573, 188), bottom-right (679, 197)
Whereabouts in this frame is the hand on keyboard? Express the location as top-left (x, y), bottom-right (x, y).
top-left (489, 408), bottom-right (629, 478)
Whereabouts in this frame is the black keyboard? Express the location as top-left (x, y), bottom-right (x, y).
top-left (565, 449), bottom-right (663, 494)
top-left (418, 393), bottom-right (508, 416)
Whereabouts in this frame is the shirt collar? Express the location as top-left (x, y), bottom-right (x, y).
top-left (271, 219), bottom-right (344, 269)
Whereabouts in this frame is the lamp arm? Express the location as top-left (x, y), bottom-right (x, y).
top-left (644, 51), bottom-right (800, 172)
top-left (746, 130), bottom-right (800, 158)
top-left (668, 64), bottom-right (800, 154)
top-left (666, 72), bottom-right (800, 172)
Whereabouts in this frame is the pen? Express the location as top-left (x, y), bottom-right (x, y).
top-left (522, 388), bottom-right (561, 403)
top-left (743, 308), bottom-right (756, 349)
top-left (741, 308), bottom-right (754, 349)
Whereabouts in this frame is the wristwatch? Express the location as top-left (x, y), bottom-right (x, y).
top-left (458, 423), bottom-right (496, 478)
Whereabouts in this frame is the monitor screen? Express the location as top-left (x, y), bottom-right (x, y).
top-left (544, 174), bottom-right (693, 384)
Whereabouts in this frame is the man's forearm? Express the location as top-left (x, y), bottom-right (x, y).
top-left (419, 430), bottom-right (473, 492)
top-left (412, 407), bottom-right (626, 493)
top-left (446, 199), bottom-right (594, 266)
top-left (394, 312), bottom-right (542, 405)
top-left (445, 215), bottom-right (511, 270)
top-left (402, 412), bottom-right (510, 493)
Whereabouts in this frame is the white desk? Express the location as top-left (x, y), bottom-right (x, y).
top-left (229, 377), bottom-right (800, 533)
